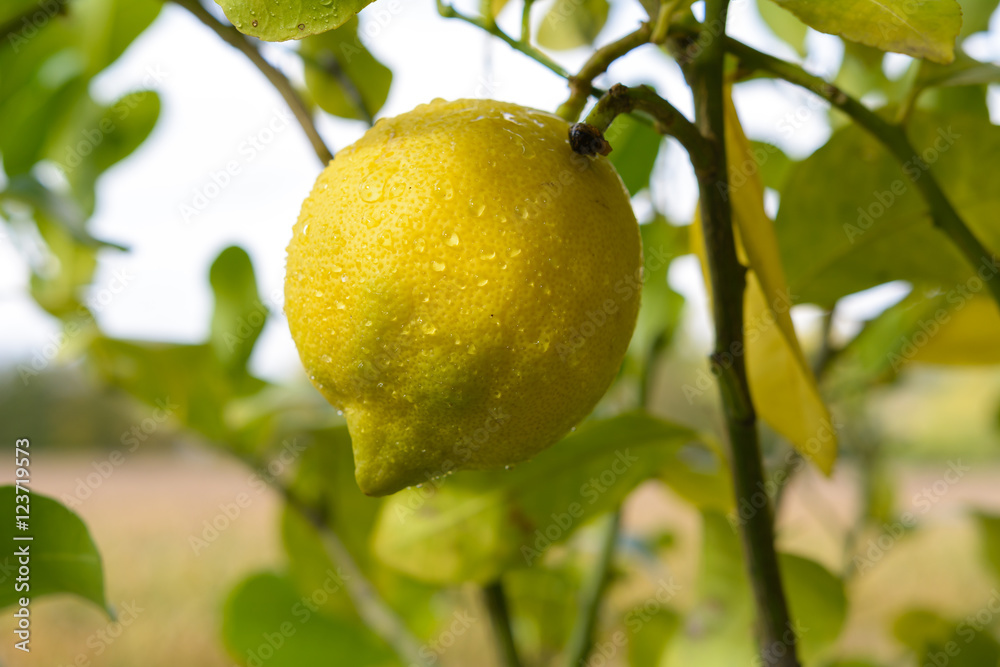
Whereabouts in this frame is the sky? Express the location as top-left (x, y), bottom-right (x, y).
top-left (1, 0), bottom-right (997, 382)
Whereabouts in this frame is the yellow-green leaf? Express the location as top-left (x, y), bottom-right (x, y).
top-left (910, 294), bottom-right (1000, 365)
top-left (214, 0), bottom-right (373, 41)
top-left (770, 0), bottom-right (962, 64)
top-left (536, 0), bottom-right (609, 50)
top-left (691, 92), bottom-right (837, 474)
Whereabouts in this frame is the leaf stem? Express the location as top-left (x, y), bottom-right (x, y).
top-left (171, 0), bottom-right (334, 164)
top-left (272, 480), bottom-right (426, 666)
top-left (561, 509), bottom-right (621, 667)
top-left (437, 0), bottom-right (570, 81)
top-left (681, 4), bottom-right (801, 665)
top-left (521, 0), bottom-right (535, 42)
top-left (724, 37), bottom-right (1000, 309)
top-left (557, 22), bottom-right (653, 122)
top-left (482, 580), bottom-right (523, 667)
top-left (575, 83), bottom-right (710, 167)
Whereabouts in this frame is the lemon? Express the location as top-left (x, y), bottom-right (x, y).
top-left (285, 98), bottom-right (642, 496)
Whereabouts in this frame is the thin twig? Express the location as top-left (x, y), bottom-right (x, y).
top-left (437, 0), bottom-right (570, 81)
top-left (724, 37), bottom-right (1000, 310)
top-left (575, 83), bottom-right (710, 166)
top-left (276, 483), bottom-right (427, 666)
top-left (172, 0), bottom-right (334, 164)
top-left (561, 510), bottom-right (621, 667)
top-left (482, 580), bottom-right (522, 667)
top-left (557, 22), bottom-right (653, 122)
top-left (681, 3), bottom-right (801, 664)
top-left (521, 0), bottom-right (535, 42)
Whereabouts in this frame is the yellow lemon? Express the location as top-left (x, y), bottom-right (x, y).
top-left (285, 99), bottom-right (642, 496)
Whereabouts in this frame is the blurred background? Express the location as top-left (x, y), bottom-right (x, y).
top-left (1, 0), bottom-right (1000, 665)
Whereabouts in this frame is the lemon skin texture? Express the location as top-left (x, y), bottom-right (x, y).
top-left (285, 99), bottom-right (642, 496)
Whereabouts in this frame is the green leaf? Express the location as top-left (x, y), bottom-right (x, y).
top-left (505, 567), bottom-right (580, 655)
top-left (628, 608), bottom-right (681, 667)
top-left (756, 0), bottom-right (808, 56)
top-left (301, 17), bottom-right (392, 122)
top-left (975, 512), bottom-right (1000, 584)
top-left (0, 487), bottom-right (108, 614)
top-left (892, 608), bottom-right (1000, 667)
top-left (221, 571), bottom-right (395, 667)
top-left (87, 337), bottom-right (263, 440)
top-left (214, 0), bottom-right (373, 41)
top-left (957, 0), bottom-right (1000, 38)
top-left (210, 246), bottom-right (268, 373)
top-left (536, 0), bottom-right (609, 50)
top-left (775, 113), bottom-right (1000, 307)
top-left (372, 412), bottom-right (708, 584)
top-left (780, 554), bottom-right (847, 662)
top-left (607, 113), bottom-right (662, 196)
top-left (750, 140), bottom-right (795, 192)
top-left (769, 0), bottom-right (962, 63)
top-left (627, 218), bottom-right (686, 364)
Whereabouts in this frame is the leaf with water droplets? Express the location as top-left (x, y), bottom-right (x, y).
top-left (214, 0), bottom-right (376, 41)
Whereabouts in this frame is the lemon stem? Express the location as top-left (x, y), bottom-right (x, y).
top-left (724, 37), bottom-right (1000, 312)
top-left (171, 0), bottom-right (335, 165)
top-left (561, 509), bottom-right (621, 667)
top-left (483, 580), bottom-right (523, 667)
top-left (682, 1), bottom-right (801, 664)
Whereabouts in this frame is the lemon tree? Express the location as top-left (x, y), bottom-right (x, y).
top-left (3, 1), bottom-right (1000, 667)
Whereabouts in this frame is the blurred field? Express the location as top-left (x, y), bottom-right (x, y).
top-left (1, 443), bottom-right (999, 666)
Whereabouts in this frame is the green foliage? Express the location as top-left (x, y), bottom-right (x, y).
top-left (0, 487), bottom-right (108, 614)
top-left (221, 572), bottom-right (396, 666)
top-left (301, 17), bottom-right (393, 122)
top-left (210, 246), bottom-right (268, 374)
top-left (768, 0), bottom-right (962, 63)
top-left (893, 608), bottom-right (1000, 667)
top-left (214, 0), bottom-right (374, 41)
top-left (776, 112), bottom-right (1000, 307)
top-left (755, 0), bottom-right (808, 57)
top-left (607, 113), bottom-right (663, 196)
top-left (372, 412), bottom-right (711, 584)
top-left (536, 0), bottom-right (609, 50)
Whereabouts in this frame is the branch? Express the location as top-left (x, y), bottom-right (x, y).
top-left (482, 580), bottom-right (522, 667)
top-left (172, 0), bottom-right (334, 165)
top-left (557, 22), bottom-right (653, 122)
top-left (561, 510), bottom-right (621, 667)
top-left (277, 484), bottom-right (427, 666)
top-left (725, 37), bottom-right (1000, 310)
top-left (682, 4), bottom-right (801, 665)
top-left (573, 83), bottom-right (710, 166)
